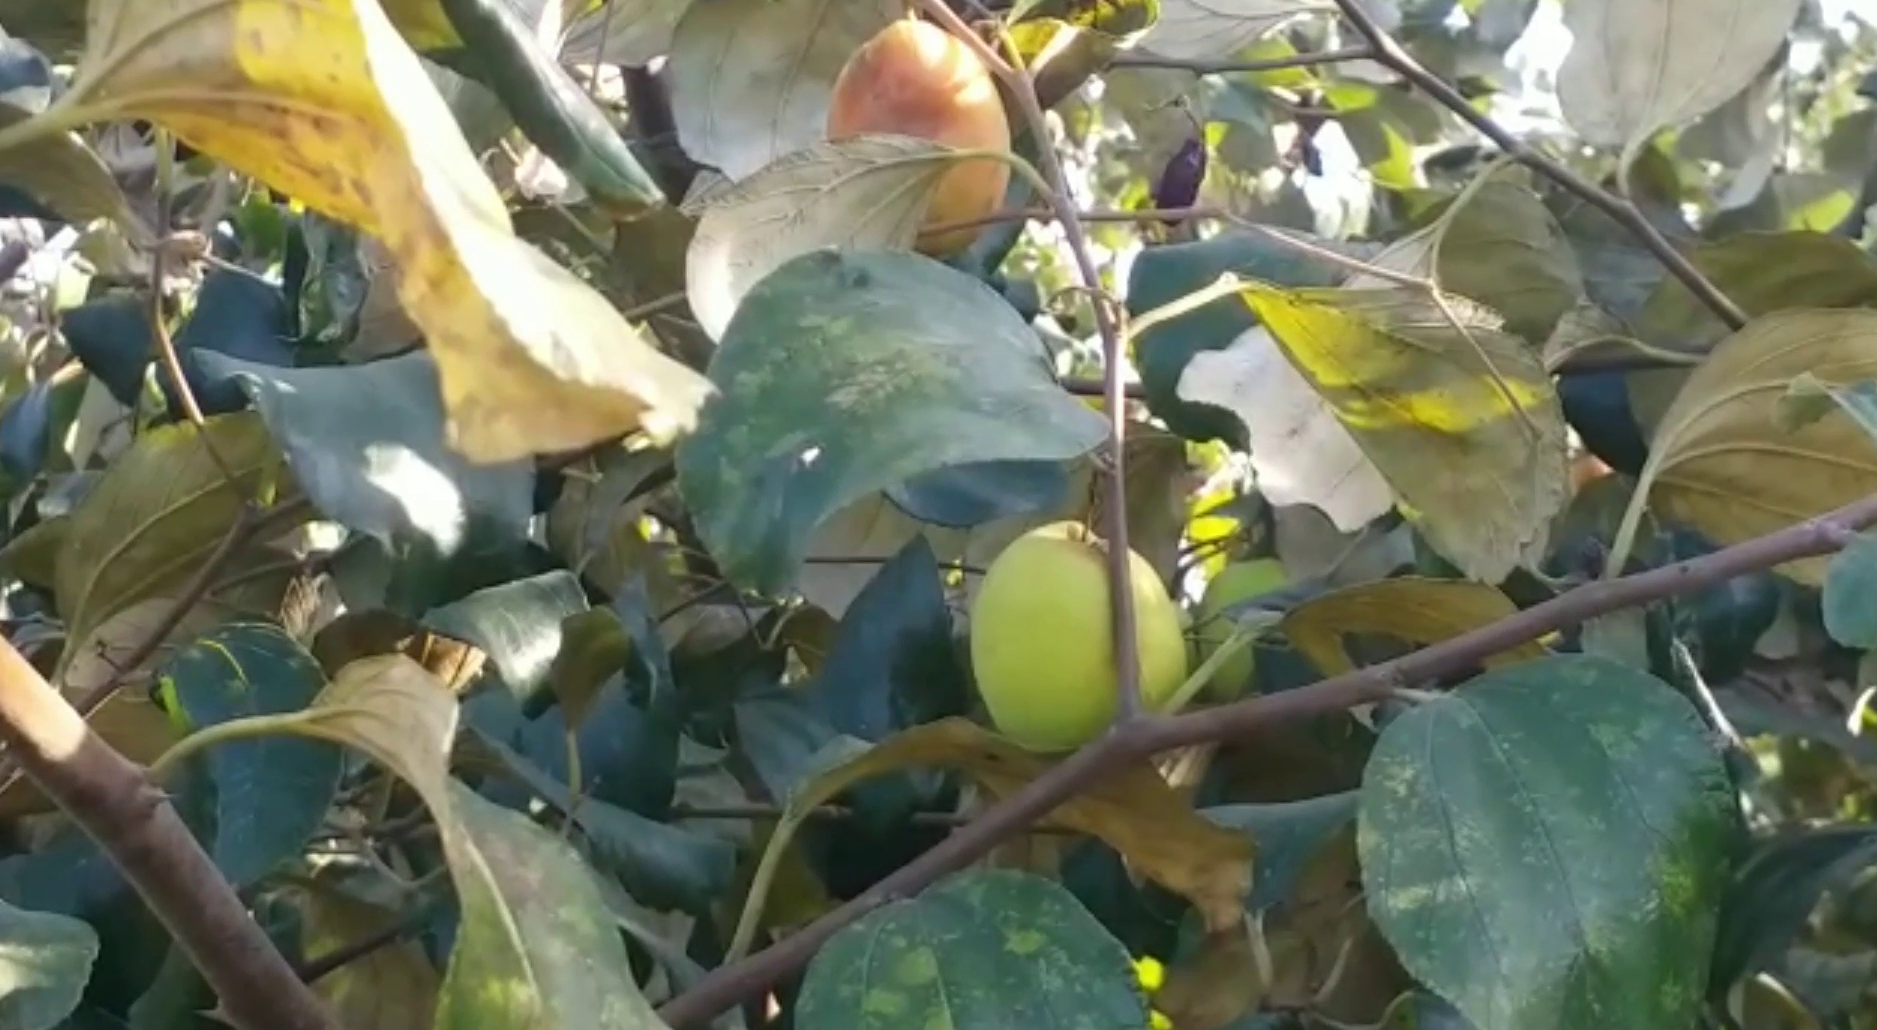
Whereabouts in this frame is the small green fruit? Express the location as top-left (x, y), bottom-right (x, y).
top-left (969, 521), bottom-right (1189, 752)
top-left (1194, 558), bottom-right (1289, 699)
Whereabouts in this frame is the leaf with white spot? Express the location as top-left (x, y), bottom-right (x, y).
top-left (1176, 326), bottom-right (1393, 532)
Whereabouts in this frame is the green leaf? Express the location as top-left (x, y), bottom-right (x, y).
top-left (1637, 231), bottom-right (1877, 350)
top-left (55, 411), bottom-right (289, 660)
top-left (803, 536), bottom-right (967, 742)
top-left (157, 622), bottom-right (341, 888)
top-left (675, 249), bottom-right (1107, 594)
top-left (685, 134), bottom-right (968, 341)
top-left (1204, 792), bottom-right (1356, 914)
top-left (471, 730), bottom-right (736, 915)
top-left (1379, 162), bottom-right (1584, 342)
top-left (421, 569), bottom-right (591, 712)
top-left (1124, 228), bottom-right (1349, 445)
top-left (1358, 654), bottom-right (1736, 1030)
top-left (1710, 827), bottom-right (1877, 997)
top-left (1824, 533), bottom-right (1877, 648)
top-left (198, 350), bottom-right (534, 553)
top-left (0, 898), bottom-right (99, 1030)
top-left (795, 869), bottom-right (1151, 1030)
top-left (665, 0), bottom-right (901, 180)
top-left (172, 655), bottom-right (668, 1030)
top-left (439, 0), bottom-right (664, 215)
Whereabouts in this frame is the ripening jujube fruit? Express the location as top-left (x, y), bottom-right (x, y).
top-left (826, 17), bottom-right (1012, 257)
top-left (968, 522), bottom-right (1189, 753)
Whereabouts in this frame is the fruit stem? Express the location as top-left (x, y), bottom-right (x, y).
top-left (913, 0), bottom-right (1147, 721)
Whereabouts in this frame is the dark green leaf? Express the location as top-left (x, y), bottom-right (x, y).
top-left (1709, 827), bottom-right (1877, 996)
top-left (885, 459), bottom-right (1074, 529)
top-left (795, 869), bottom-right (1150, 1030)
top-left (675, 249), bottom-right (1106, 594)
top-left (803, 537), bottom-right (966, 742)
top-left (1826, 533), bottom-right (1877, 647)
top-left (472, 731), bottom-right (735, 915)
top-left (422, 569), bottom-right (590, 711)
top-left (1358, 654), bottom-right (1736, 1030)
top-left (440, 0), bottom-right (665, 215)
top-left (1205, 792), bottom-right (1357, 913)
top-left (197, 349), bottom-right (535, 553)
top-left (156, 622), bottom-right (339, 888)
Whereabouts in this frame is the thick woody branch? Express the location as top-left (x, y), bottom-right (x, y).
top-left (659, 493), bottom-right (1877, 1028)
top-left (0, 637), bottom-right (340, 1030)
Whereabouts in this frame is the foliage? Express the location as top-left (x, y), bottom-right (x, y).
top-left (0, 0), bottom-right (1874, 1029)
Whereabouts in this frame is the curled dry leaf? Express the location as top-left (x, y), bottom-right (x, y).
top-left (1281, 577), bottom-right (1552, 677)
top-left (56, 0), bottom-right (713, 462)
top-left (1622, 308), bottom-right (1877, 585)
top-left (731, 716), bottom-right (1256, 960)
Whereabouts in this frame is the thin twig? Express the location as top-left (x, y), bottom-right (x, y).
top-left (672, 802), bottom-right (1081, 833)
top-left (0, 635), bottom-right (341, 1030)
top-left (913, 0), bottom-right (1146, 719)
top-left (296, 920), bottom-right (413, 985)
top-left (1111, 45), bottom-right (1375, 76)
top-left (148, 132), bottom-right (241, 485)
top-left (658, 493), bottom-right (1877, 1028)
top-left (1325, 0), bottom-right (1748, 331)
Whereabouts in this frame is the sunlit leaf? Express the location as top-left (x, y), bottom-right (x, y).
top-left (52, 0), bottom-right (713, 461)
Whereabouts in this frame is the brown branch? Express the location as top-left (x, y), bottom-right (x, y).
top-left (0, 635), bottom-right (341, 1030)
top-left (1111, 45), bottom-right (1375, 76)
top-left (913, 0), bottom-right (1147, 717)
top-left (658, 493), bottom-right (1877, 1028)
top-left (147, 134), bottom-right (240, 484)
top-left (1324, 0), bottom-right (1748, 331)
top-left (296, 919), bottom-right (412, 985)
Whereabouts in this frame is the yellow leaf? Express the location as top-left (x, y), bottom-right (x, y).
top-left (1241, 282), bottom-right (1570, 583)
top-left (1280, 577), bottom-right (1551, 677)
top-left (52, 0), bottom-right (713, 462)
top-left (730, 717), bottom-right (1256, 960)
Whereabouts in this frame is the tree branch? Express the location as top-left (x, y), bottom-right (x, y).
top-left (1111, 45), bottom-right (1374, 76)
top-left (913, 0), bottom-right (1148, 717)
top-left (1325, 0), bottom-right (1748, 331)
top-left (0, 635), bottom-right (341, 1030)
top-left (659, 492), bottom-right (1877, 1028)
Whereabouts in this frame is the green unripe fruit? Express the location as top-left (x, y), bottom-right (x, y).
top-left (1194, 558), bottom-right (1289, 699)
top-left (968, 521), bottom-right (1189, 752)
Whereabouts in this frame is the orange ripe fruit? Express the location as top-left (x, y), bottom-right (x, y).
top-left (826, 17), bottom-right (1012, 257)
